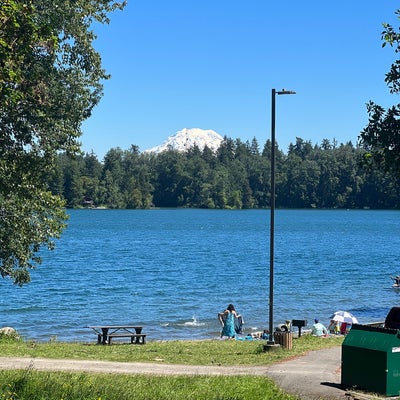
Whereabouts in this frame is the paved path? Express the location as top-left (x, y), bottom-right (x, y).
top-left (264, 346), bottom-right (347, 400)
top-left (0, 357), bottom-right (269, 376)
top-left (0, 347), bottom-right (352, 400)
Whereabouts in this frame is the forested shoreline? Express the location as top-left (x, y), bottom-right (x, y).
top-left (47, 136), bottom-right (400, 210)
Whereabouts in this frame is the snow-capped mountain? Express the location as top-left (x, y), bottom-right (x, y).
top-left (144, 128), bottom-right (224, 153)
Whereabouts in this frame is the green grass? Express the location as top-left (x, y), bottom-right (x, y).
top-left (0, 334), bottom-right (344, 366)
top-left (0, 334), bottom-right (344, 400)
top-left (0, 371), bottom-right (297, 400)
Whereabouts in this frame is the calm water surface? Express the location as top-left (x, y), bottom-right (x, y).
top-left (1, 209), bottom-right (399, 342)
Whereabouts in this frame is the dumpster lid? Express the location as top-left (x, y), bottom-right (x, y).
top-left (343, 324), bottom-right (400, 352)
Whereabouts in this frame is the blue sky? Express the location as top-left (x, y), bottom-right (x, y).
top-left (81, 1), bottom-right (399, 160)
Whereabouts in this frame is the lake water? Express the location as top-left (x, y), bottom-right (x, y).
top-left (1, 209), bottom-right (399, 342)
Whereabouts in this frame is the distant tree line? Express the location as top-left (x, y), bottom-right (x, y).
top-left (46, 136), bottom-right (400, 210)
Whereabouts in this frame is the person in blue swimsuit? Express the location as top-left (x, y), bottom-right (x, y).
top-left (218, 304), bottom-right (242, 339)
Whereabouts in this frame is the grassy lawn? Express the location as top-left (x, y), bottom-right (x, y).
top-left (0, 370), bottom-right (298, 400)
top-left (0, 333), bottom-right (344, 400)
top-left (0, 334), bottom-right (344, 365)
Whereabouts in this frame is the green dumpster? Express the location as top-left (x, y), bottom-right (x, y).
top-left (341, 324), bottom-right (400, 396)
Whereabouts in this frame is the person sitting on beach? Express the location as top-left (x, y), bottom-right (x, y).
top-left (261, 329), bottom-right (269, 340)
top-left (218, 304), bottom-right (242, 339)
top-left (311, 318), bottom-right (328, 336)
top-left (327, 319), bottom-right (340, 334)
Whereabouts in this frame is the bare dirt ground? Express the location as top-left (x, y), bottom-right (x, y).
top-left (0, 347), bottom-right (375, 400)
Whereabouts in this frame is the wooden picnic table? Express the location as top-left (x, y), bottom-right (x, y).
top-left (87, 325), bottom-right (146, 345)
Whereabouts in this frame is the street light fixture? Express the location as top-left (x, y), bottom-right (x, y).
top-left (268, 88), bottom-right (296, 345)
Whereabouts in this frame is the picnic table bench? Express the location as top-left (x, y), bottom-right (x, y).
top-left (87, 325), bottom-right (146, 345)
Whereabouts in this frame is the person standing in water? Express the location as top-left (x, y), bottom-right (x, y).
top-left (218, 304), bottom-right (242, 339)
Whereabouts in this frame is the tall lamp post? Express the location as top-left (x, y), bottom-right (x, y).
top-left (268, 88), bottom-right (296, 345)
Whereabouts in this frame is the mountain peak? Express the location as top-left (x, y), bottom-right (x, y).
top-left (144, 128), bottom-right (223, 154)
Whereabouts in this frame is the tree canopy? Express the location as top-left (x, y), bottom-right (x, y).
top-left (49, 138), bottom-right (400, 211)
top-left (0, 0), bottom-right (125, 285)
top-left (359, 9), bottom-right (400, 176)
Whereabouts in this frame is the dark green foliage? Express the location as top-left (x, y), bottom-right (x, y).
top-left (359, 9), bottom-right (400, 177)
top-left (50, 137), bottom-right (400, 210)
top-left (0, 0), bottom-right (125, 285)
